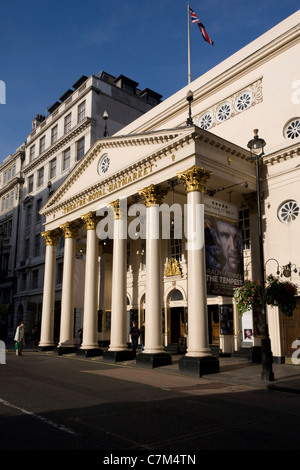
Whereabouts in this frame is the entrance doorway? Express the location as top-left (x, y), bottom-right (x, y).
top-left (170, 307), bottom-right (185, 343)
top-left (208, 305), bottom-right (219, 344)
top-left (282, 299), bottom-right (300, 363)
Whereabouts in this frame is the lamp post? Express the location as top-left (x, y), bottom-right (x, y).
top-left (186, 91), bottom-right (194, 126)
top-left (247, 129), bottom-right (274, 381)
top-left (103, 110), bottom-right (109, 137)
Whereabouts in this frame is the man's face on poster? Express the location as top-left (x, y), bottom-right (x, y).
top-left (215, 220), bottom-right (242, 272)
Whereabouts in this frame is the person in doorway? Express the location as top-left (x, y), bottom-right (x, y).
top-left (140, 321), bottom-right (145, 352)
top-left (14, 320), bottom-right (25, 356)
top-left (31, 325), bottom-right (40, 351)
top-left (130, 321), bottom-right (139, 356)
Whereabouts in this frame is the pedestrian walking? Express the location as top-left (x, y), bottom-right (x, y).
top-left (31, 325), bottom-right (40, 351)
top-left (140, 321), bottom-right (145, 352)
top-left (130, 321), bottom-right (139, 356)
top-left (14, 320), bottom-right (25, 356)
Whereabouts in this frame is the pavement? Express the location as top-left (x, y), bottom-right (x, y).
top-left (3, 337), bottom-right (300, 395)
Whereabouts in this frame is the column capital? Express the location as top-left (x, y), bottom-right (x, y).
top-left (60, 220), bottom-right (81, 238)
top-left (41, 229), bottom-right (61, 246)
top-left (108, 200), bottom-right (123, 219)
top-left (177, 165), bottom-right (212, 193)
top-left (138, 184), bottom-right (168, 207)
top-left (81, 211), bottom-right (101, 230)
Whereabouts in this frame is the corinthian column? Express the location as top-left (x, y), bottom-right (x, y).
top-left (39, 229), bottom-right (61, 350)
top-left (136, 184), bottom-right (172, 368)
top-left (79, 212), bottom-right (102, 357)
top-left (58, 220), bottom-right (80, 354)
top-left (103, 200), bottom-right (133, 362)
top-left (177, 165), bottom-right (219, 376)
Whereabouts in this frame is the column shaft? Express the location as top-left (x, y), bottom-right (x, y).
top-left (39, 244), bottom-right (57, 348)
top-left (109, 217), bottom-right (127, 351)
top-left (144, 204), bottom-right (164, 354)
top-left (186, 190), bottom-right (210, 356)
top-left (81, 228), bottom-right (99, 349)
top-left (59, 232), bottom-right (77, 348)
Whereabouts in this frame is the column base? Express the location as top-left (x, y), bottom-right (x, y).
top-left (39, 345), bottom-right (55, 352)
top-left (103, 350), bottom-right (135, 363)
top-left (57, 346), bottom-right (77, 356)
top-left (136, 352), bottom-right (172, 369)
top-left (179, 355), bottom-right (219, 377)
top-left (76, 348), bottom-right (103, 358)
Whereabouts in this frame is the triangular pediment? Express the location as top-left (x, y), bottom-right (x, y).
top-left (41, 127), bottom-right (191, 218)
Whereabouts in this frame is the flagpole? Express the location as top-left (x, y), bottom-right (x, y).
top-left (187, 2), bottom-right (191, 84)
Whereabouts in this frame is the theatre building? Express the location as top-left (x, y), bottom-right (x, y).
top-left (39, 11), bottom-right (300, 375)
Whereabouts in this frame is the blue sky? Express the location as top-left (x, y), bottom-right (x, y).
top-left (0, 0), bottom-right (298, 160)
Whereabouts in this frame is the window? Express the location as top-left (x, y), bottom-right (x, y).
top-left (199, 112), bottom-right (213, 130)
top-left (30, 145), bottom-right (35, 162)
top-left (49, 158), bottom-right (56, 179)
top-left (64, 113), bottom-right (72, 133)
top-left (26, 205), bottom-right (32, 227)
top-left (278, 200), bottom-right (299, 223)
top-left (21, 273), bottom-right (27, 291)
top-left (24, 238), bottom-right (30, 259)
top-left (57, 262), bottom-right (63, 285)
top-left (63, 148), bottom-right (70, 170)
top-left (284, 118), bottom-right (300, 140)
top-left (235, 91), bottom-right (252, 112)
top-left (39, 135), bottom-right (46, 154)
top-left (34, 234), bottom-right (40, 257)
top-left (169, 224), bottom-right (182, 262)
top-left (32, 269), bottom-right (39, 289)
top-left (51, 125), bottom-right (58, 144)
top-left (3, 171), bottom-right (6, 183)
top-left (8, 167), bottom-right (11, 180)
top-left (77, 137), bottom-right (85, 161)
top-left (38, 167), bottom-right (44, 187)
top-left (10, 191), bottom-right (14, 207)
top-left (238, 208), bottom-right (250, 249)
top-left (78, 101), bottom-right (85, 122)
top-left (28, 175), bottom-right (34, 193)
top-left (5, 194), bottom-right (9, 209)
top-left (36, 198), bottom-right (43, 222)
top-left (216, 102), bottom-right (231, 122)
top-left (1, 197), bottom-right (5, 212)
top-left (12, 164), bottom-right (16, 176)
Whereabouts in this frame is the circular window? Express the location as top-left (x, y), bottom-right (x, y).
top-left (98, 154), bottom-right (110, 175)
top-left (284, 119), bottom-right (300, 140)
top-left (216, 102), bottom-right (231, 122)
top-left (199, 112), bottom-right (213, 130)
top-left (235, 91), bottom-right (252, 112)
top-left (278, 200), bottom-right (300, 223)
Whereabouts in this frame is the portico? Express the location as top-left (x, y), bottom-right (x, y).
top-left (39, 125), bottom-right (256, 376)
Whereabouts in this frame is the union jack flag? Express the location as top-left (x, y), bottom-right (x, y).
top-left (190, 7), bottom-right (214, 46)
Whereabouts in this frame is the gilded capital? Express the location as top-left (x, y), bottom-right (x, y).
top-left (81, 211), bottom-right (101, 230)
top-left (42, 229), bottom-right (61, 246)
top-left (108, 200), bottom-right (124, 219)
top-left (177, 165), bottom-right (212, 193)
top-left (138, 184), bottom-right (168, 207)
top-left (60, 220), bottom-right (81, 239)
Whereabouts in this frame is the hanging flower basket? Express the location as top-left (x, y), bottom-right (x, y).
top-left (265, 275), bottom-right (298, 316)
top-left (234, 280), bottom-right (263, 316)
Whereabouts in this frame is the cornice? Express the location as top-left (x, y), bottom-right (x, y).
top-left (264, 141), bottom-right (300, 165)
top-left (124, 22), bottom-right (300, 134)
top-left (41, 126), bottom-right (251, 218)
top-left (0, 176), bottom-right (23, 198)
top-left (23, 117), bottom-right (93, 174)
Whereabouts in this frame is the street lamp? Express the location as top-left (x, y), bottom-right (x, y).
top-left (247, 129), bottom-right (274, 381)
top-left (103, 110), bottom-right (109, 137)
top-left (186, 90), bottom-right (194, 126)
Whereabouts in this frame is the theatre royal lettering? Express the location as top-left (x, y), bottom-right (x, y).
top-left (62, 164), bottom-right (154, 215)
